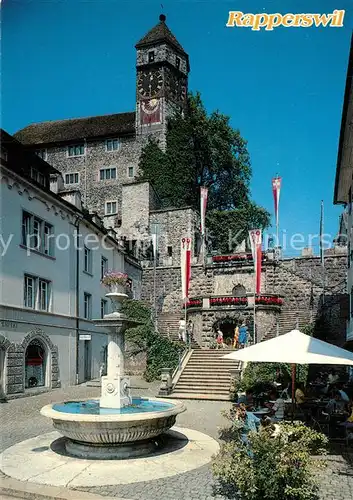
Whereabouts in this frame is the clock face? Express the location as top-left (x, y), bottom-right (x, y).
top-left (138, 70), bottom-right (163, 98)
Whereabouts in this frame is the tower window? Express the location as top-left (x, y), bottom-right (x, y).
top-left (176, 57), bottom-right (180, 69)
top-left (65, 172), bottom-right (79, 184)
top-left (128, 166), bottom-right (134, 178)
top-left (148, 51), bottom-right (155, 63)
top-left (167, 246), bottom-right (173, 257)
top-left (105, 139), bottom-right (120, 152)
top-left (68, 144), bottom-right (85, 157)
top-left (105, 201), bottom-right (117, 215)
top-left (100, 167), bottom-right (117, 180)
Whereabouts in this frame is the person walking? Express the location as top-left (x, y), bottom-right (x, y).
top-left (238, 323), bottom-right (248, 348)
top-left (233, 326), bottom-right (239, 349)
top-left (186, 319), bottom-right (193, 346)
top-left (216, 329), bottom-right (225, 349)
top-left (178, 317), bottom-right (186, 342)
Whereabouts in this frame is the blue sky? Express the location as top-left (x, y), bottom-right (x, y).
top-left (2, 0), bottom-right (352, 256)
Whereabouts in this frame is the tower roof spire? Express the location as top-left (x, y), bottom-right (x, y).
top-left (135, 15), bottom-right (187, 56)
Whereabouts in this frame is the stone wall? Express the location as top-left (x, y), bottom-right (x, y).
top-left (141, 254), bottom-right (348, 347)
top-left (149, 207), bottom-right (200, 266)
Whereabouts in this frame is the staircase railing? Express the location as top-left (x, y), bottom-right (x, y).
top-left (171, 347), bottom-right (193, 389)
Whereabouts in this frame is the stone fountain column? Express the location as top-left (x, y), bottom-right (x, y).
top-left (94, 286), bottom-right (132, 409)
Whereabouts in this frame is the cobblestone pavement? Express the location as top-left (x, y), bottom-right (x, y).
top-left (1, 380), bottom-right (353, 500)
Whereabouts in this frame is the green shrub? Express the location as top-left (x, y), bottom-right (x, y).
top-left (241, 362), bottom-right (308, 393)
top-left (121, 299), bottom-right (183, 382)
top-left (212, 412), bottom-right (327, 500)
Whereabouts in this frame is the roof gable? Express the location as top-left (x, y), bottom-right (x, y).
top-left (135, 15), bottom-right (187, 55)
top-left (14, 111), bottom-right (136, 146)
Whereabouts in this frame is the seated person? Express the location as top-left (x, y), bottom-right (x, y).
top-left (234, 403), bottom-right (260, 446)
top-left (326, 390), bottom-right (346, 414)
top-left (261, 416), bottom-right (281, 438)
top-left (328, 369), bottom-right (339, 387)
top-left (337, 382), bottom-right (350, 404)
top-left (280, 382), bottom-right (291, 400)
top-left (238, 389), bottom-right (254, 410)
top-left (295, 383), bottom-right (306, 406)
top-left (269, 390), bottom-right (285, 422)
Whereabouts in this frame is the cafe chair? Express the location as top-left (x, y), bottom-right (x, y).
top-left (311, 411), bottom-right (330, 436)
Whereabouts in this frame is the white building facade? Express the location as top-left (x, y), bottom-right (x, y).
top-left (334, 36), bottom-right (353, 345)
top-left (0, 130), bottom-right (141, 397)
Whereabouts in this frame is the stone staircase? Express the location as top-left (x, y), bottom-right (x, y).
top-left (171, 349), bottom-right (242, 400)
top-left (157, 312), bottom-right (200, 348)
top-left (262, 309), bottom-right (312, 342)
top-left (157, 312), bottom-right (180, 341)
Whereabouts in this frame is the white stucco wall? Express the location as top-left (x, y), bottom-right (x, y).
top-left (0, 166), bottom-right (135, 394)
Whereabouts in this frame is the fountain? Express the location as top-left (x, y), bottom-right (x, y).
top-left (41, 282), bottom-right (186, 459)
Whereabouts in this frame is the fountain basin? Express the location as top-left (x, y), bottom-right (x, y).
top-left (40, 397), bottom-right (186, 459)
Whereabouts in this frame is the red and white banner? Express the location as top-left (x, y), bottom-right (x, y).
top-left (272, 177), bottom-right (282, 229)
top-left (200, 187), bottom-right (208, 237)
top-left (181, 237), bottom-right (192, 301)
top-left (249, 229), bottom-right (262, 294)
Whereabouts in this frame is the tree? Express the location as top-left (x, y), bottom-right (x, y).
top-left (138, 92), bottom-right (270, 253)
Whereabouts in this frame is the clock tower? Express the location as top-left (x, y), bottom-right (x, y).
top-left (135, 14), bottom-right (190, 143)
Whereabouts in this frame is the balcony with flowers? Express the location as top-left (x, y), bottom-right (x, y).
top-left (210, 252), bottom-right (269, 266)
top-left (183, 293), bottom-right (283, 310)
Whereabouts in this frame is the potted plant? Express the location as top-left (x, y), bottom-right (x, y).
top-left (101, 270), bottom-right (129, 294)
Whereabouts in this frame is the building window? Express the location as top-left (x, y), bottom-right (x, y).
top-left (349, 187), bottom-right (353, 216)
top-left (167, 245), bottom-right (173, 257)
top-left (22, 211), bottom-right (54, 256)
top-left (65, 172), bottom-right (79, 184)
top-left (232, 284), bottom-right (247, 297)
top-left (84, 293), bottom-right (92, 320)
top-left (101, 299), bottom-right (108, 319)
top-left (128, 166), bottom-right (134, 178)
top-left (35, 149), bottom-right (47, 161)
top-left (24, 275), bottom-right (51, 311)
top-left (101, 256), bottom-right (108, 279)
top-left (351, 287), bottom-right (353, 317)
top-left (84, 246), bottom-right (92, 274)
top-left (68, 144), bottom-right (85, 157)
top-left (176, 56), bottom-right (180, 69)
top-left (24, 275), bottom-right (36, 308)
top-left (105, 201), bottom-right (117, 215)
top-left (30, 167), bottom-right (47, 187)
top-left (100, 167), bottom-right (117, 180)
top-left (148, 51), bottom-right (155, 63)
top-left (38, 279), bottom-right (50, 311)
top-left (105, 139), bottom-right (120, 152)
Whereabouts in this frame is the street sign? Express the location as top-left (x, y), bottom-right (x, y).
top-left (79, 334), bottom-right (91, 341)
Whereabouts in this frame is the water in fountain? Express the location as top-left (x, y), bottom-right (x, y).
top-left (53, 398), bottom-right (175, 415)
top-left (40, 286), bottom-right (186, 459)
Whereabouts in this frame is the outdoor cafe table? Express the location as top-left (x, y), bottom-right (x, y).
top-left (253, 408), bottom-right (270, 418)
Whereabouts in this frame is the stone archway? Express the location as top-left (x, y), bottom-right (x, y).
top-left (21, 329), bottom-right (60, 390)
top-left (212, 313), bottom-right (248, 347)
top-left (0, 334), bottom-right (11, 398)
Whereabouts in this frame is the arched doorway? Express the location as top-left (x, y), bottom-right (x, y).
top-left (214, 316), bottom-right (244, 347)
top-left (25, 339), bottom-right (47, 389)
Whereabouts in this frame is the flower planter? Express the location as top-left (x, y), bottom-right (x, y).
top-left (106, 283), bottom-right (127, 295)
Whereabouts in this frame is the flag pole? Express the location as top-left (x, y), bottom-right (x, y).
top-left (275, 173), bottom-right (279, 248)
top-left (253, 286), bottom-right (256, 345)
top-left (320, 200), bottom-right (325, 304)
